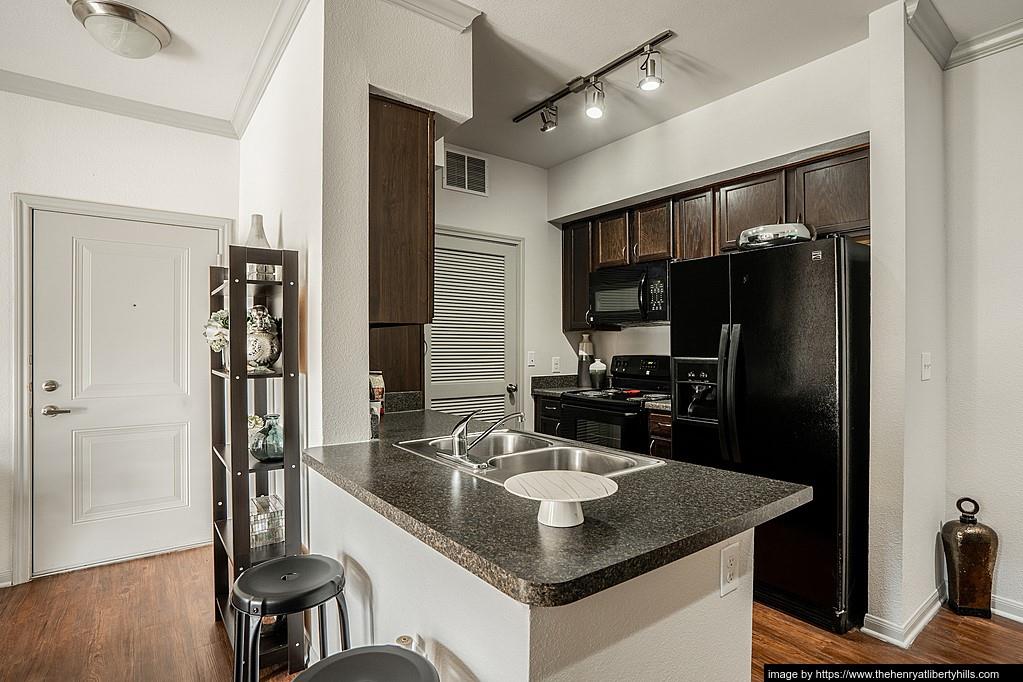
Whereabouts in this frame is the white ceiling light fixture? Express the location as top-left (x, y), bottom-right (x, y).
top-left (539, 103), bottom-right (558, 133)
top-left (638, 46), bottom-right (663, 91)
top-left (584, 79), bottom-right (605, 120)
top-left (69, 0), bottom-right (172, 59)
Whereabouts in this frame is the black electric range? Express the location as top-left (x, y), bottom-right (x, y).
top-left (559, 355), bottom-right (670, 453)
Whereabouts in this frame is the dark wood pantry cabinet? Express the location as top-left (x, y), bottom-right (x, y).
top-left (562, 220), bottom-right (593, 331)
top-left (369, 94), bottom-right (435, 325)
top-left (630, 200), bottom-right (673, 262)
top-left (715, 170), bottom-right (785, 252)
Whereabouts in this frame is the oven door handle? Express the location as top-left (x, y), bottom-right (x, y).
top-left (562, 404), bottom-right (641, 421)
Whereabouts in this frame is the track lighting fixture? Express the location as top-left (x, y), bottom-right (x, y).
top-left (584, 79), bottom-right (605, 119)
top-left (638, 46), bottom-right (663, 91)
top-left (511, 29), bottom-right (675, 131)
top-left (539, 103), bottom-right (558, 132)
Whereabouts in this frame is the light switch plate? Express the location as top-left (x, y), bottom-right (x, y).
top-left (552, 356), bottom-right (561, 373)
top-left (921, 352), bottom-right (932, 381)
top-left (720, 542), bottom-right (740, 596)
top-left (527, 351), bottom-right (536, 368)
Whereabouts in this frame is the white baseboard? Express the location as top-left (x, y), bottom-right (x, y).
top-left (862, 589), bottom-right (942, 649)
top-left (993, 594), bottom-right (1023, 624)
top-left (0, 569), bottom-right (12, 589)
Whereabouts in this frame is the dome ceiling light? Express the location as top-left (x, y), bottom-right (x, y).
top-left (512, 29), bottom-right (674, 131)
top-left (69, 0), bottom-right (172, 59)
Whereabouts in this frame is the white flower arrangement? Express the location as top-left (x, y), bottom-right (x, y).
top-left (203, 309), bottom-right (230, 352)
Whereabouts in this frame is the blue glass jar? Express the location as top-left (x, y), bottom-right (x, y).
top-left (251, 414), bottom-right (284, 462)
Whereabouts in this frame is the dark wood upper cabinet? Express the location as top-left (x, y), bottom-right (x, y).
top-left (368, 95), bottom-right (435, 325)
top-left (787, 148), bottom-right (869, 236)
top-left (562, 221), bottom-right (593, 331)
top-left (630, 201), bottom-right (673, 263)
top-left (675, 190), bottom-right (714, 260)
top-left (593, 212), bottom-right (630, 269)
top-left (715, 170), bottom-right (785, 252)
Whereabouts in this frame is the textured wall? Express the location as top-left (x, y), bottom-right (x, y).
top-left (435, 149), bottom-right (575, 429)
top-left (0, 92), bottom-right (239, 583)
top-left (945, 43), bottom-right (1023, 617)
top-left (546, 39), bottom-right (870, 220)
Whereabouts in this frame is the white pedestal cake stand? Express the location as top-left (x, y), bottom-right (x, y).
top-left (504, 470), bottom-right (618, 528)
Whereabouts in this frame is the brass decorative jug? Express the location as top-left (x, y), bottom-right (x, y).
top-left (941, 497), bottom-right (998, 618)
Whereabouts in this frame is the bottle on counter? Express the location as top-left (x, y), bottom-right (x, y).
top-left (577, 333), bottom-right (594, 388)
top-left (589, 358), bottom-right (607, 389)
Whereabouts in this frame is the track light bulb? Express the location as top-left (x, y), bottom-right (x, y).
top-left (638, 47), bottom-right (662, 91)
top-left (539, 104), bottom-right (558, 133)
top-left (584, 79), bottom-right (605, 119)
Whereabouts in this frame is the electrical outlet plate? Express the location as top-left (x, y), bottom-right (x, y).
top-left (527, 351), bottom-right (536, 367)
top-left (921, 352), bottom-right (932, 381)
top-left (552, 356), bottom-right (560, 373)
top-left (720, 542), bottom-right (740, 596)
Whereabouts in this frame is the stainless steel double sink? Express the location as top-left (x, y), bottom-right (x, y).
top-left (396, 429), bottom-right (664, 485)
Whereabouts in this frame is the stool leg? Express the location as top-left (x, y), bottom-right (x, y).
top-left (233, 611), bottom-right (246, 682)
top-left (246, 613), bottom-right (262, 682)
top-left (317, 603), bottom-right (328, 660)
top-left (335, 593), bottom-right (351, 651)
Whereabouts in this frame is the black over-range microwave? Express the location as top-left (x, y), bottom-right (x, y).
top-left (588, 260), bottom-right (669, 327)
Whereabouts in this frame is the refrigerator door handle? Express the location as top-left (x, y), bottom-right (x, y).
top-left (716, 324), bottom-right (732, 463)
top-left (726, 324), bottom-right (742, 464)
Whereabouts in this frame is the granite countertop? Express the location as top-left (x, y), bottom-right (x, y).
top-left (303, 410), bottom-right (811, 607)
top-left (646, 400), bottom-right (671, 412)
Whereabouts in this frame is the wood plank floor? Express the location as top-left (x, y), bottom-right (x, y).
top-left (0, 546), bottom-right (1020, 681)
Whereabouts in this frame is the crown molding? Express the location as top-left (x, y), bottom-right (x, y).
top-left (0, 68), bottom-right (237, 138)
top-left (946, 17), bottom-right (1023, 69)
top-left (380, 0), bottom-right (481, 32)
top-left (231, 0), bottom-right (311, 137)
top-left (905, 0), bottom-right (956, 67)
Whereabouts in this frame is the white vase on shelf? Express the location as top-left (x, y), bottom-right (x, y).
top-left (244, 214), bottom-right (272, 249)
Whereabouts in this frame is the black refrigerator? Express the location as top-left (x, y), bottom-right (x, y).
top-left (670, 238), bottom-right (869, 633)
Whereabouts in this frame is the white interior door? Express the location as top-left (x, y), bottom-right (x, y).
top-left (32, 209), bottom-right (220, 575)
top-left (427, 232), bottom-right (520, 421)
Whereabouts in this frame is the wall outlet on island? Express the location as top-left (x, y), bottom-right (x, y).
top-left (720, 542), bottom-right (740, 597)
top-left (528, 351), bottom-right (536, 367)
top-left (552, 356), bottom-right (560, 373)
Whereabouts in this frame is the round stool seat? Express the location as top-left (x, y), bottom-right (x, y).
top-left (295, 645), bottom-right (440, 682)
top-left (231, 554), bottom-right (345, 618)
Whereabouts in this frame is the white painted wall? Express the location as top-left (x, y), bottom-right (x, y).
top-left (319, 0), bottom-right (473, 444)
top-left (0, 92), bottom-right (239, 583)
top-left (864, 2), bottom-right (947, 643)
top-left (435, 148), bottom-right (576, 429)
top-left (547, 39), bottom-right (870, 221)
top-left (945, 43), bottom-right (1023, 619)
top-left (238, 0), bottom-right (325, 446)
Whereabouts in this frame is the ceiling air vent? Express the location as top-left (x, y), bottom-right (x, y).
top-left (444, 149), bottom-right (488, 196)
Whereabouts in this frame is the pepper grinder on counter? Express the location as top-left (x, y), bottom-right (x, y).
top-left (576, 333), bottom-right (594, 388)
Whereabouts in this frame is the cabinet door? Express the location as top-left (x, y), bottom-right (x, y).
top-left (369, 324), bottom-right (424, 392)
top-left (649, 438), bottom-right (672, 459)
top-left (716, 171), bottom-right (785, 252)
top-left (630, 201), bottom-right (673, 262)
top-left (562, 221), bottom-right (593, 331)
top-left (675, 190), bottom-right (714, 260)
top-left (593, 212), bottom-right (630, 269)
top-left (369, 95), bottom-right (435, 324)
top-left (787, 148), bottom-right (869, 236)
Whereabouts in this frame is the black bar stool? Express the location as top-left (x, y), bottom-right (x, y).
top-left (231, 554), bottom-right (350, 682)
top-left (295, 645), bottom-right (440, 682)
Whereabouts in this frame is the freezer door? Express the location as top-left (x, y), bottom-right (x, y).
top-left (669, 256), bottom-right (730, 359)
top-left (728, 239), bottom-right (846, 622)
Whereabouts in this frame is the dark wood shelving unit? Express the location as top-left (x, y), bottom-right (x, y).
top-left (210, 245), bottom-right (304, 674)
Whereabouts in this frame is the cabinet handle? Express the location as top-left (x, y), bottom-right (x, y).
top-left (585, 308), bottom-right (594, 325)
top-left (633, 243), bottom-right (638, 260)
top-left (621, 246), bottom-right (627, 260)
top-left (649, 439), bottom-right (656, 456)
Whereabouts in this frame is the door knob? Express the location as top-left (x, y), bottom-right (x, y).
top-left (506, 383), bottom-right (518, 394)
top-left (41, 405), bottom-right (71, 417)
top-left (42, 380), bottom-right (59, 392)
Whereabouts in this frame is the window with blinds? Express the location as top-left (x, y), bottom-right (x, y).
top-left (429, 246), bottom-right (507, 421)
